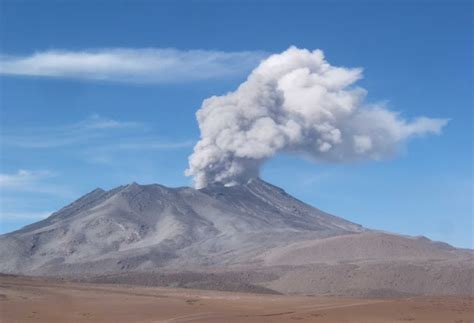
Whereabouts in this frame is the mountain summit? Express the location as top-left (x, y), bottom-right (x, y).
top-left (0, 179), bottom-right (472, 297)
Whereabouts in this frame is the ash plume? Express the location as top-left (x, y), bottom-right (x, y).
top-left (186, 46), bottom-right (448, 188)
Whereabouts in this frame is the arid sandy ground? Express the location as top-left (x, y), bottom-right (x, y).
top-left (0, 275), bottom-right (472, 322)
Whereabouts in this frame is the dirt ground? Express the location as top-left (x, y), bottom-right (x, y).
top-left (0, 275), bottom-right (472, 322)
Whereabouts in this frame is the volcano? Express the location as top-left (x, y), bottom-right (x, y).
top-left (0, 179), bottom-right (472, 297)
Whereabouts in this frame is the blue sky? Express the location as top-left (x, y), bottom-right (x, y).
top-left (0, 0), bottom-right (472, 248)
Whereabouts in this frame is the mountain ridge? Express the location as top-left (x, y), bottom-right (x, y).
top-left (0, 178), bottom-right (472, 297)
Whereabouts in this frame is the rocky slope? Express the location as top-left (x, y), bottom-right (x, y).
top-left (0, 179), bottom-right (472, 297)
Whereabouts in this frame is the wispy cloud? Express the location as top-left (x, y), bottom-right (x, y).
top-left (0, 169), bottom-right (55, 189)
top-left (95, 139), bottom-right (195, 151)
top-left (78, 114), bottom-right (141, 130)
top-left (80, 138), bottom-right (195, 165)
top-left (0, 48), bottom-right (267, 83)
top-left (0, 170), bottom-right (66, 226)
top-left (0, 169), bottom-right (75, 198)
top-left (2, 114), bottom-right (144, 149)
top-left (2, 115), bottom-right (195, 165)
top-left (0, 210), bottom-right (52, 221)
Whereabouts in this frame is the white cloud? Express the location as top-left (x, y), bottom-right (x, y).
top-left (2, 114), bottom-right (144, 149)
top-left (0, 171), bottom-right (68, 225)
top-left (81, 138), bottom-right (195, 165)
top-left (0, 169), bottom-right (75, 198)
top-left (0, 169), bottom-right (55, 189)
top-left (0, 211), bottom-right (52, 221)
top-left (109, 140), bottom-right (195, 150)
top-left (187, 46), bottom-right (449, 188)
top-left (1, 114), bottom-right (180, 150)
top-left (79, 114), bottom-right (142, 130)
top-left (0, 48), bottom-right (267, 83)
top-left (2, 115), bottom-right (194, 165)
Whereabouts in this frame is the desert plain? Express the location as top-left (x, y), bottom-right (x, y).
top-left (0, 274), bottom-right (473, 323)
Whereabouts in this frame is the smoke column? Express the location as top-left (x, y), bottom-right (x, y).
top-left (186, 47), bottom-right (448, 188)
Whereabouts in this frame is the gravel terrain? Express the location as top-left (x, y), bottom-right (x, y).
top-left (1, 274), bottom-right (473, 322)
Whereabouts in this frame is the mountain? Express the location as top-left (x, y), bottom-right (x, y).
top-left (0, 179), bottom-right (472, 297)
